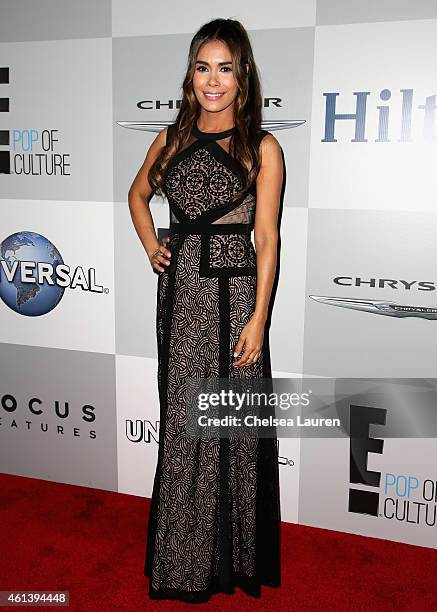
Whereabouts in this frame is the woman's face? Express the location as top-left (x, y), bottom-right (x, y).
top-left (192, 40), bottom-right (239, 115)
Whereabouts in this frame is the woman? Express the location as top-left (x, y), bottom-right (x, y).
top-left (128, 18), bottom-right (283, 604)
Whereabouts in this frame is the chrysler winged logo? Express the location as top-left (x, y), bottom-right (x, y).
top-left (309, 295), bottom-right (437, 320)
top-left (116, 120), bottom-right (303, 132)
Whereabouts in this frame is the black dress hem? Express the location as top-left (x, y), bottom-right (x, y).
top-left (145, 567), bottom-right (281, 604)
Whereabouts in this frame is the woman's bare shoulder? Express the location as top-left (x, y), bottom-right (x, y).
top-left (257, 131), bottom-right (282, 167)
top-left (257, 130), bottom-right (281, 149)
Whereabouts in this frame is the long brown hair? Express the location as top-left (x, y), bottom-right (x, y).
top-left (148, 18), bottom-right (263, 206)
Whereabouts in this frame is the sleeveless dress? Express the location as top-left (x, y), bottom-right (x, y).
top-left (144, 121), bottom-right (281, 603)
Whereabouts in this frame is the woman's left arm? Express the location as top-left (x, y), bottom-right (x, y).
top-left (233, 134), bottom-right (283, 367)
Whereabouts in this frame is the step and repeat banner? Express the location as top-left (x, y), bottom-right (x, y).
top-left (1, 0), bottom-right (436, 550)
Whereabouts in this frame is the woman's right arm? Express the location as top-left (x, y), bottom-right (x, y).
top-left (127, 127), bottom-right (171, 273)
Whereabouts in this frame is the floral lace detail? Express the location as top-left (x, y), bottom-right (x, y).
top-left (209, 233), bottom-right (256, 269)
top-left (165, 147), bottom-right (242, 220)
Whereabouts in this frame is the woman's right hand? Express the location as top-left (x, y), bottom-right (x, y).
top-left (149, 236), bottom-right (172, 273)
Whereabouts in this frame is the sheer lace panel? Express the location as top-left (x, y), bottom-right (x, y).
top-left (211, 193), bottom-right (255, 225)
top-left (172, 131), bottom-right (234, 154)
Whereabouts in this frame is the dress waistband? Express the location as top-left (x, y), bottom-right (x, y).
top-left (169, 221), bottom-right (253, 235)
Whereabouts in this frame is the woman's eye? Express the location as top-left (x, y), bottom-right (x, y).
top-left (195, 66), bottom-right (232, 72)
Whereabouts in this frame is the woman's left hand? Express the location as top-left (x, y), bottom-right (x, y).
top-left (232, 316), bottom-right (265, 367)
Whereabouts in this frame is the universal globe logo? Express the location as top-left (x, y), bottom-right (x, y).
top-left (0, 231), bottom-right (105, 316)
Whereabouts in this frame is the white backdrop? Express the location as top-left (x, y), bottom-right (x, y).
top-left (1, 0), bottom-right (436, 550)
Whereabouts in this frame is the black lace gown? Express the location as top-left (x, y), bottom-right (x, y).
top-left (144, 121), bottom-right (281, 603)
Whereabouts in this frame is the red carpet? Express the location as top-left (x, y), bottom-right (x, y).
top-left (1, 473), bottom-right (436, 611)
